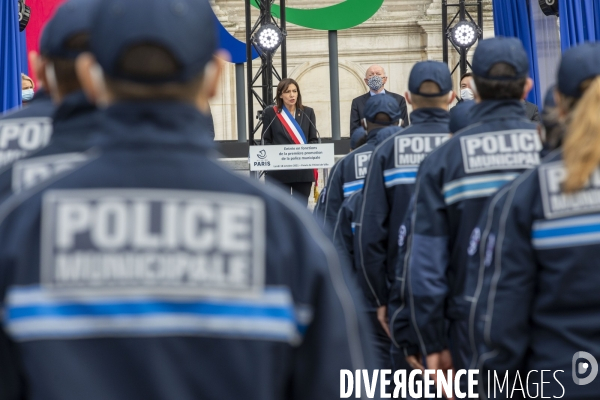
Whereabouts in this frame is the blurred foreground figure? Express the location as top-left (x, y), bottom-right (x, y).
top-left (0, 0), bottom-right (99, 203)
top-left (0, 0), bottom-right (377, 399)
top-left (469, 42), bottom-right (600, 399)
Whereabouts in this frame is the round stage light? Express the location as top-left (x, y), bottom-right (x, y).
top-left (18, 0), bottom-right (31, 32)
top-left (253, 24), bottom-right (283, 54)
top-left (451, 20), bottom-right (479, 49)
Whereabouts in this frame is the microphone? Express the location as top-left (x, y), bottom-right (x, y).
top-left (260, 106), bottom-right (280, 146)
top-left (298, 108), bottom-right (322, 144)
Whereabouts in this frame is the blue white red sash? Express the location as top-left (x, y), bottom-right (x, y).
top-left (274, 106), bottom-right (307, 144)
top-left (273, 106), bottom-right (318, 187)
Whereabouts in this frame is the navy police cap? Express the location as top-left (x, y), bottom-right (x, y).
top-left (408, 61), bottom-right (453, 96)
top-left (472, 37), bottom-right (529, 80)
top-left (364, 94), bottom-right (402, 124)
top-left (40, 0), bottom-right (98, 59)
top-left (558, 42), bottom-right (600, 98)
top-left (90, 0), bottom-right (217, 83)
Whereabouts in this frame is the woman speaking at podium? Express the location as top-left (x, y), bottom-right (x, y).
top-left (262, 78), bottom-right (319, 204)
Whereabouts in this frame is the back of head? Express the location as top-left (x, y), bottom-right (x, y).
top-left (40, 0), bottom-right (98, 98)
top-left (408, 61), bottom-right (453, 109)
top-left (363, 94), bottom-right (402, 131)
top-left (471, 37), bottom-right (530, 101)
top-left (88, 0), bottom-right (217, 102)
top-left (556, 43), bottom-right (600, 192)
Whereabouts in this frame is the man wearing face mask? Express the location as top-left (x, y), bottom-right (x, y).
top-left (458, 72), bottom-right (475, 102)
top-left (350, 65), bottom-right (408, 133)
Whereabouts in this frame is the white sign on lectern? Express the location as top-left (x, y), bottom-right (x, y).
top-left (249, 144), bottom-right (335, 171)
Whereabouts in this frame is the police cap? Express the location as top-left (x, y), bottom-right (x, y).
top-left (557, 42), bottom-right (600, 98)
top-left (40, 0), bottom-right (98, 59)
top-left (364, 95), bottom-right (402, 124)
top-left (472, 37), bottom-right (529, 80)
top-left (408, 61), bottom-right (452, 96)
top-left (89, 0), bottom-right (217, 83)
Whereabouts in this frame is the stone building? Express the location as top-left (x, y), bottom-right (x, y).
top-left (210, 0), bottom-right (495, 141)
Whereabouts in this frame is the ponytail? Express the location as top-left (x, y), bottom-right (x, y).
top-left (562, 76), bottom-right (600, 193)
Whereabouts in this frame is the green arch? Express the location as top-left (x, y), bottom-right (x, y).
top-left (250, 0), bottom-right (384, 31)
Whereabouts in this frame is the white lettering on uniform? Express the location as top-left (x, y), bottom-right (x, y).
top-left (56, 201), bottom-right (91, 249)
top-left (42, 189), bottom-right (265, 296)
top-left (460, 130), bottom-right (541, 173)
top-left (92, 200), bottom-right (128, 250)
top-left (394, 134), bottom-right (450, 167)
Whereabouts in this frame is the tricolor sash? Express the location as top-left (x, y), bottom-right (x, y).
top-left (273, 106), bottom-right (318, 186)
top-left (274, 106), bottom-right (307, 144)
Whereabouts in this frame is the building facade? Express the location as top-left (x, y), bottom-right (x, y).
top-left (210, 0), bottom-right (494, 141)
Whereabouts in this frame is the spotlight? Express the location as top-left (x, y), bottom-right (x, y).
top-left (253, 24), bottom-right (283, 54)
top-left (538, 0), bottom-right (559, 16)
top-left (18, 0), bottom-right (31, 32)
top-left (450, 20), bottom-right (479, 49)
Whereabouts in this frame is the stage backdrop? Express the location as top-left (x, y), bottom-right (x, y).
top-left (25, 0), bottom-right (66, 84)
top-left (558, 0), bottom-right (600, 50)
top-left (492, 0), bottom-right (542, 108)
top-left (1, 0), bottom-right (24, 113)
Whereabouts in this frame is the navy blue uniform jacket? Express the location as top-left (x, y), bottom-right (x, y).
top-left (357, 108), bottom-right (451, 308)
top-left (0, 101), bottom-right (378, 400)
top-left (467, 150), bottom-right (600, 398)
top-left (0, 91), bottom-right (54, 170)
top-left (407, 100), bottom-right (541, 356)
top-left (0, 91), bottom-right (99, 203)
top-left (321, 127), bottom-right (392, 233)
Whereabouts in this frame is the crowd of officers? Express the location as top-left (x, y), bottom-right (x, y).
top-left (316, 34), bottom-right (600, 399)
top-left (0, 0), bottom-right (599, 398)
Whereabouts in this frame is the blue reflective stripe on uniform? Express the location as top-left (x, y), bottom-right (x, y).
top-left (532, 214), bottom-right (600, 249)
top-left (351, 222), bottom-right (356, 235)
top-left (343, 180), bottom-right (364, 197)
top-left (383, 168), bottom-right (418, 188)
top-left (443, 173), bottom-right (519, 205)
top-left (5, 286), bottom-right (309, 343)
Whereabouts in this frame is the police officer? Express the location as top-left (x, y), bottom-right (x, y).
top-left (0, 0), bottom-right (100, 203)
top-left (313, 126), bottom-right (367, 224)
top-left (357, 61), bottom-right (453, 357)
top-left (0, 0), bottom-right (378, 399)
top-left (0, 86), bottom-right (54, 170)
top-left (407, 37), bottom-right (542, 378)
top-left (321, 94), bottom-right (401, 232)
top-left (468, 42), bottom-right (600, 399)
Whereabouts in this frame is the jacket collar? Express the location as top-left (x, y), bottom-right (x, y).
top-left (52, 91), bottom-right (98, 138)
top-left (468, 99), bottom-right (528, 124)
top-left (96, 101), bottom-right (215, 151)
top-left (409, 108), bottom-right (450, 125)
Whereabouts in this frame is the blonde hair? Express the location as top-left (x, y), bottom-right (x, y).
top-left (562, 76), bottom-right (600, 192)
top-left (21, 73), bottom-right (34, 90)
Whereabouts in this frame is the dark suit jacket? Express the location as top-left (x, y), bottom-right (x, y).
top-left (262, 105), bottom-right (319, 184)
top-left (524, 101), bottom-right (540, 122)
top-left (350, 91), bottom-right (409, 133)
